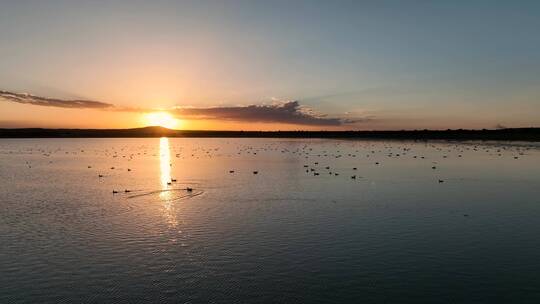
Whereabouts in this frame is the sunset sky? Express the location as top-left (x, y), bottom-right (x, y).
top-left (1, 1), bottom-right (539, 130)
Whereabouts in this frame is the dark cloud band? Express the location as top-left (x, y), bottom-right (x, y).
top-left (1, 90), bottom-right (364, 126)
top-left (0, 90), bottom-right (114, 109)
top-left (172, 101), bottom-right (361, 126)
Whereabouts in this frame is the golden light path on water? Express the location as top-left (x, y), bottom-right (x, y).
top-left (160, 137), bottom-right (172, 191)
top-left (159, 137), bottom-right (178, 228)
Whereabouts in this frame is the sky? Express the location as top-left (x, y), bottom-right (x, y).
top-left (0, 0), bottom-right (539, 130)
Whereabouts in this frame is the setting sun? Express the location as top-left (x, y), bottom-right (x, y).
top-left (143, 112), bottom-right (179, 129)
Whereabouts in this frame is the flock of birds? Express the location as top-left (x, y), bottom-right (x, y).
top-left (8, 140), bottom-right (535, 197)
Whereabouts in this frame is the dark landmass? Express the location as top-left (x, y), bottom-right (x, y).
top-left (0, 126), bottom-right (539, 141)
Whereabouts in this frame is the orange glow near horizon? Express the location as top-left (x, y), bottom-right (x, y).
top-left (143, 112), bottom-right (180, 129)
top-left (3, 97), bottom-right (528, 131)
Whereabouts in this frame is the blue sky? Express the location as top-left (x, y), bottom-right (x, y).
top-left (0, 0), bottom-right (539, 129)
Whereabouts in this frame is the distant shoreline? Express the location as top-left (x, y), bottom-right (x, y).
top-left (0, 126), bottom-right (539, 141)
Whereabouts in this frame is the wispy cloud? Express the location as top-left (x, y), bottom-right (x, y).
top-left (171, 101), bottom-right (363, 126)
top-left (1, 89), bottom-right (367, 126)
top-left (0, 90), bottom-right (114, 109)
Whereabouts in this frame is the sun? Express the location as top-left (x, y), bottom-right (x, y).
top-left (143, 112), bottom-right (180, 129)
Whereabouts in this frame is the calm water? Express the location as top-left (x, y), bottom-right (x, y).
top-left (1, 138), bottom-right (540, 303)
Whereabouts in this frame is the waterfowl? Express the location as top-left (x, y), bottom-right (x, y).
top-left (112, 190), bottom-right (118, 194)
top-left (253, 171), bottom-right (258, 174)
top-left (186, 187), bottom-right (193, 192)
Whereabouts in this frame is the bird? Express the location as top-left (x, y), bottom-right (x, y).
top-left (438, 179), bottom-right (444, 183)
top-left (186, 187), bottom-right (193, 192)
top-left (112, 190), bottom-right (118, 194)
top-left (351, 175), bottom-right (356, 179)
top-left (229, 170), bottom-right (235, 173)
top-left (253, 171), bottom-right (258, 174)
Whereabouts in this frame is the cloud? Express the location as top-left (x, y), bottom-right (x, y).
top-left (0, 90), bottom-right (114, 109)
top-left (172, 101), bottom-right (362, 126)
top-left (1, 89), bottom-right (367, 126)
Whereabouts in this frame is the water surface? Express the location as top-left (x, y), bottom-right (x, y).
top-left (1, 138), bottom-right (540, 303)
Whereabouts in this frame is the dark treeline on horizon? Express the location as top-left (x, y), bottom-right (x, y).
top-left (0, 126), bottom-right (539, 141)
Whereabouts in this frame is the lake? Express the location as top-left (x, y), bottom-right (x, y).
top-left (1, 138), bottom-right (540, 303)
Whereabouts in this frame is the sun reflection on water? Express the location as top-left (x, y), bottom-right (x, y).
top-left (160, 137), bottom-right (172, 192)
top-left (159, 137), bottom-right (177, 228)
